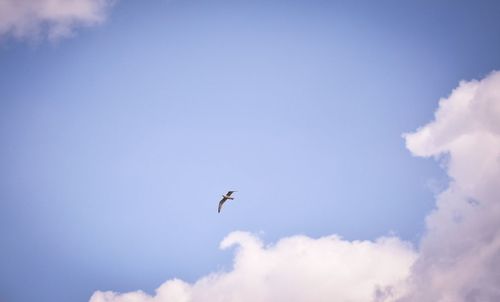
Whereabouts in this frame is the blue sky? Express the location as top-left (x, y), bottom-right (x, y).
top-left (1, 1), bottom-right (500, 301)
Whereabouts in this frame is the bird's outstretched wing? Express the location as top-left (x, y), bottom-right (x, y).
top-left (218, 197), bottom-right (228, 213)
top-left (226, 190), bottom-right (236, 196)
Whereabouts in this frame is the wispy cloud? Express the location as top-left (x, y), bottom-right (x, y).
top-left (401, 71), bottom-right (500, 301)
top-left (0, 0), bottom-right (114, 41)
top-left (88, 71), bottom-right (500, 302)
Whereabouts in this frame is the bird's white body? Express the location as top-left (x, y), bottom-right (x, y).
top-left (223, 195), bottom-right (234, 200)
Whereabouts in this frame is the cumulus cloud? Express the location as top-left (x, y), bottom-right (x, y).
top-left (90, 232), bottom-right (416, 302)
top-left (401, 71), bottom-right (500, 301)
top-left (0, 0), bottom-right (114, 41)
top-left (88, 71), bottom-right (500, 302)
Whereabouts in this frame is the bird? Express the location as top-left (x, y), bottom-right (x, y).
top-left (218, 191), bottom-right (237, 213)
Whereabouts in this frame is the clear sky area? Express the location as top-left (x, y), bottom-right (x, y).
top-left (1, 1), bottom-right (500, 301)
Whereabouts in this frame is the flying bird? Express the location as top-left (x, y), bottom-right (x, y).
top-left (218, 191), bottom-right (237, 213)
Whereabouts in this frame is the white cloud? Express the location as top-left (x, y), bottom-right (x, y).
top-left (90, 232), bottom-right (416, 302)
top-left (401, 71), bottom-right (500, 301)
top-left (88, 71), bottom-right (500, 302)
top-left (0, 0), bottom-right (114, 41)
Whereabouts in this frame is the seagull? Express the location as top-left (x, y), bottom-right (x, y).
top-left (218, 191), bottom-right (237, 213)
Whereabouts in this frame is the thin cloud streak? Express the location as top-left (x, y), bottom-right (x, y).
top-left (0, 0), bottom-right (114, 41)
